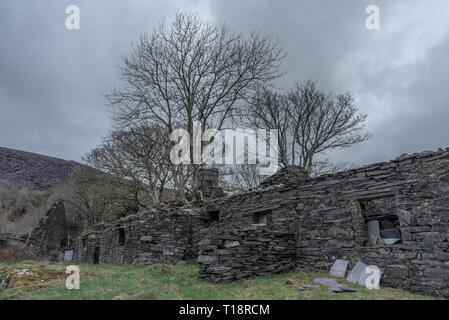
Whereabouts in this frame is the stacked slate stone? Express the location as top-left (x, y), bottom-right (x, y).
top-left (74, 206), bottom-right (213, 265)
top-left (201, 147), bottom-right (449, 297)
top-left (258, 166), bottom-right (310, 188)
top-left (198, 225), bottom-right (297, 282)
top-left (27, 200), bottom-right (68, 258)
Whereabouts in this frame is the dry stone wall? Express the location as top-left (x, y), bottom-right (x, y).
top-left (198, 224), bottom-right (297, 282)
top-left (74, 207), bottom-right (212, 265)
top-left (198, 148), bottom-right (449, 297)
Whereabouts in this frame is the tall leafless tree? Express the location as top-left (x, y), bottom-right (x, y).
top-left (244, 80), bottom-right (371, 173)
top-left (107, 12), bottom-right (285, 199)
top-left (243, 88), bottom-right (292, 167)
top-left (288, 80), bottom-right (371, 172)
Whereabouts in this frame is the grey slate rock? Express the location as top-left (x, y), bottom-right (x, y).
top-left (367, 220), bottom-right (381, 245)
top-left (328, 287), bottom-right (343, 292)
top-left (347, 261), bottom-right (368, 284)
top-left (329, 259), bottom-right (349, 278)
top-left (340, 284), bottom-right (357, 292)
top-left (64, 250), bottom-right (74, 262)
top-left (380, 228), bottom-right (401, 239)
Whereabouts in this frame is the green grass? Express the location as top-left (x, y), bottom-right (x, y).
top-left (0, 261), bottom-right (435, 300)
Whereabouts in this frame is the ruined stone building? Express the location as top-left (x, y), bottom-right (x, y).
top-left (73, 148), bottom-right (449, 298)
top-left (0, 199), bottom-right (74, 260)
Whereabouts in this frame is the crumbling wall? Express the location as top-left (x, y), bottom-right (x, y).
top-left (74, 207), bottom-right (211, 265)
top-left (72, 148), bottom-right (449, 298)
top-left (199, 148), bottom-right (449, 298)
top-left (0, 200), bottom-right (70, 261)
top-left (21, 200), bottom-right (68, 259)
top-left (31, 200), bottom-right (67, 248)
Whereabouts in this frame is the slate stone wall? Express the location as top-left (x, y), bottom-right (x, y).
top-left (198, 148), bottom-right (449, 298)
top-left (74, 208), bottom-right (211, 265)
top-left (26, 200), bottom-right (68, 256)
top-left (73, 148), bottom-right (449, 298)
top-left (198, 223), bottom-right (297, 282)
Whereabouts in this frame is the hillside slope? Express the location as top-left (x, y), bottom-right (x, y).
top-left (0, 147), bottom-right (80, 190)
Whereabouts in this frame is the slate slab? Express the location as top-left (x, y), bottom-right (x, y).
top-left (314, 277), bottom-right (357, 293)
top-left (64, 250), bottom-right (74, 262)
top-left (329, 259), bottom-right (349, 278)
top-left (346, 261), bottom-right (368, 284)
top-left (57, 251), bottom-right (65, 262)
top-left (367, 220), bottom-right (381, 245)
top-left (340, 284), bottom-right (357, 292)
top-left (380, 228), bottom-right (401, 239)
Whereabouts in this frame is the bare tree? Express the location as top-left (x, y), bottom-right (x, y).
top-left (64, 166), bottom-right (128, 227)
top-left (243, 88), bottom-right (292, 167)
top-left (288, 80), bottom-right (371, 172)
top-left (244, 80), bottom-right (371, 173)
top-left (84, 124), bottom-right (174, 206)
top-left (220, 164), bottom-right (263, 193)
top-left (107, 11), bottom-right (285, 199)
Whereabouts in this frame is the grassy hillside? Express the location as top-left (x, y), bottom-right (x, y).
top-left (0, 261), bottom-right (434, 300)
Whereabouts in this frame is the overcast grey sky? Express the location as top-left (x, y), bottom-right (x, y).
top-left (1, 0), bottom-right (449, 166)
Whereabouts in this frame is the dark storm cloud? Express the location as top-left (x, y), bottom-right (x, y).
top-left (0, 0), bottom-right (211, 161)
top-left (1, 0), bottom-right (449, 166)
top-left (209, 0), bottom-right (449, 165)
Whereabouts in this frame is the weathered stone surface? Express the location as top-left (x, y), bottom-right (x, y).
top-left (73, 207), bottom-right (211, 265)
top-left (224, 241), bottom-right (240, 248)
top-left (329, 259), bottom-right (349, 278)
top-left (64, 250), bottom-right (73, 262)
top-left (380, 228), bottom-right (401, 239)
top-left (367, 220), bottom-right (381, 245)
top-left (347, 261), bottom-right (368, 284)
top-left (197, 225), bottom-right (296, 282)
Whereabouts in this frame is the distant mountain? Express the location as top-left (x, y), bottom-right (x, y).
top-left (0, 147), bottom-right (80, 190)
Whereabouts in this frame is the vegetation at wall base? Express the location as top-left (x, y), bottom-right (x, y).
top-left (0, 261), bottom-right (434, 300)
